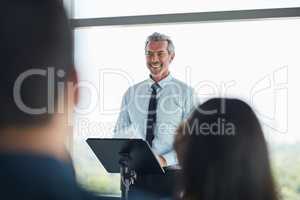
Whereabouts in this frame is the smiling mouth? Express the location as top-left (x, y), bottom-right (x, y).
top-left (150, 63), bottom-right (162, 69)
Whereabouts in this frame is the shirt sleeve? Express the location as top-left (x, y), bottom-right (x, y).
top-left (183, 88), bottom-right (200, 119)
top-left (113, 89), bottom-right (139, 138)
top-left (164, 88), bottom-right (199, 166)
top-left (162, 150), bottom-right (178, 166)
top-left (162, 88), bottom-right (199, 166)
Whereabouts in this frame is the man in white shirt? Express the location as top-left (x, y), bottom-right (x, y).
top-left (114, 32), bottom-right (198, 167)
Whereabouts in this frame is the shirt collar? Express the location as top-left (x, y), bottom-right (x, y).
top-left (147, 73), bottom-right (173, 90)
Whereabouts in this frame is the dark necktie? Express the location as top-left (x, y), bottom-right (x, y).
top-left (146, 83), bottom-right (159, 147)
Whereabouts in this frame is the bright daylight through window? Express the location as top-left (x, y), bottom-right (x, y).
top-left (73, 18), bottom-right (300, 199)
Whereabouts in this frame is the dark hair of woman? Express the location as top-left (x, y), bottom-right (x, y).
top-left (174, 98), bottom-right (279, 200)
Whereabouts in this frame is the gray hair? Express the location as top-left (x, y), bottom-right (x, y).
top-left (145, 32), bottom-right (175, 54)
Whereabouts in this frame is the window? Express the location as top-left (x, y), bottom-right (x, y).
top-left (74, 0), bottom-right (300, 18)
top-left (72, 18), bottom-right (300, 199)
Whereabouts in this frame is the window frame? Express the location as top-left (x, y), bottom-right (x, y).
top-left (68, 0), bottom-right (300, 197)
top-left (71, 6), bottom-right (300, 28)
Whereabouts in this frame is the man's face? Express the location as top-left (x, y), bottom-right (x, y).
top-left (145, 40), bottom-right (174, 79)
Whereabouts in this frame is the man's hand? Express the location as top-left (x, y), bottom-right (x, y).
top-left (157, 155), bottom-right (167, 167)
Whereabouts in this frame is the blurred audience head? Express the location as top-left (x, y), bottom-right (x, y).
top-left (174, 98), bottom-right (279, 200)
top-left (0, 0), bottom-right (75, 130)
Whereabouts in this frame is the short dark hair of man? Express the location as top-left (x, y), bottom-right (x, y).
top-left (0, 0), bottom-right (73, 129)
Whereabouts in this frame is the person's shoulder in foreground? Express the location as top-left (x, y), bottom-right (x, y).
top-left (0, 153), bottom-right (98, 200)
top-left (0, 1), bottom-right (104, 200)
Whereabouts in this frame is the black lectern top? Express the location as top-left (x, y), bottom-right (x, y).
top-left (86, 138), bottom-right (165, 175)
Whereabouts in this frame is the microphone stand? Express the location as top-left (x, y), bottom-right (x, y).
top-left (119, 153), bottom-right (137, 200)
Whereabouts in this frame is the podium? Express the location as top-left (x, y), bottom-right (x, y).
top-left (86, 138), bottom-right (165, 200)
